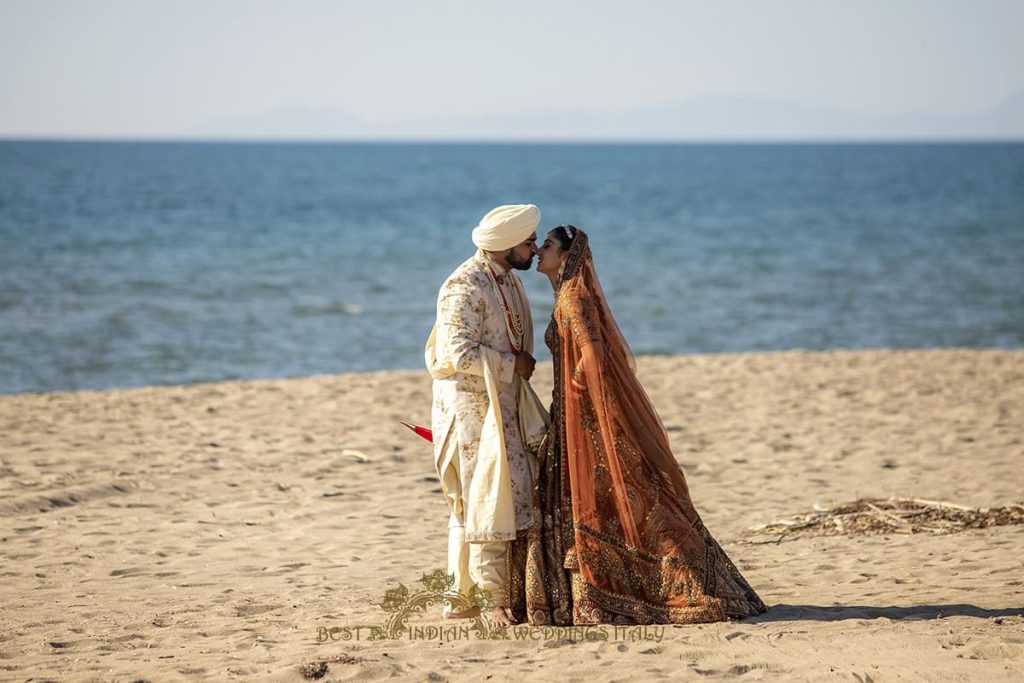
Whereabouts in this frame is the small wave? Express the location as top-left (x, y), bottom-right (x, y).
top-left (292, 302), bottom-right (363, 316)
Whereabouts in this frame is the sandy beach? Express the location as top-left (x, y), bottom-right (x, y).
top-left (1, 348), bottom-right (1022, 681)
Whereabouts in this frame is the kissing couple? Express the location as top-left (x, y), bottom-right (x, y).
top-left (424, 204), bottom-right (767, 628)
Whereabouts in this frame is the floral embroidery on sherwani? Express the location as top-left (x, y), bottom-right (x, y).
top-left (429, 251), bottom-right (535, 542)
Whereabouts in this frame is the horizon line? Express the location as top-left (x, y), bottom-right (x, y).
top-left (3, 135), bottom-right (1024, 146)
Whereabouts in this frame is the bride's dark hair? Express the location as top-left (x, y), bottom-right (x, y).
top-left (551, 224), bottom-right (579, 252)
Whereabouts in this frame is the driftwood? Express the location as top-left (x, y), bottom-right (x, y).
top-left (746, 498), bottom-right (1024, 543)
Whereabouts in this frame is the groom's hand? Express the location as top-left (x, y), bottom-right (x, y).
top-left (515, 351), bottom-right (536, 380)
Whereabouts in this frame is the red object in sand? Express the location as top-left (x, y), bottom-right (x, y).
top-left (400, 421), bottom-right (434, 442)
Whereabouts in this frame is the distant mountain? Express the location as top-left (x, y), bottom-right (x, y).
top-left (189, 105), bottom-right (374, 139)
top-left (974, 88), bottom-right (1024, 137)
top-left (189, 90), bottom-right (1024, 141)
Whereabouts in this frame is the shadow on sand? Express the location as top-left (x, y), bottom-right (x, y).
top-left (747, 604), bottom-right (1024, 622)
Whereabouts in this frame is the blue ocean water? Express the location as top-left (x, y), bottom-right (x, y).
top-left (1, 141), bottom-right (1022, 395)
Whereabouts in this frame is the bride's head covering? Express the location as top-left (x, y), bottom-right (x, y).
top-left (472, 204), bottom-right (541, 251)
top-left (554, 226), bottom-right (634, 371)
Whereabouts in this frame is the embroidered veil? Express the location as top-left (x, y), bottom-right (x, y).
top-left (517, 228), bottom-right (767, 625)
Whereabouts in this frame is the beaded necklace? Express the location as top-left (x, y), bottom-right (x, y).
top-left (485, 262), bottom-right (525, 354)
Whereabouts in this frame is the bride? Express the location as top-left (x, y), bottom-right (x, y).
top-left (511, 225), bottom-right (767, 625)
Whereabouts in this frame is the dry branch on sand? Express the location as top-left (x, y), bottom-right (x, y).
top-left (746, 498), bottom-right (1024, 543)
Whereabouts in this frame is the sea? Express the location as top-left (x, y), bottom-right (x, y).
top-left (1, 141), bottom-right (1022, 395)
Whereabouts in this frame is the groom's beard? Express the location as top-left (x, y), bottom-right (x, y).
top-left (505, 252), bottom-right (534, 270)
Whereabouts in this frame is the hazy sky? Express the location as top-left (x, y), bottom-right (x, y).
top-left (2, 0), bottom-right (1023, 138)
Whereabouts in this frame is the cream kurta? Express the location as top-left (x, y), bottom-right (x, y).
top-left (426, 251), bottom-right (535, 542)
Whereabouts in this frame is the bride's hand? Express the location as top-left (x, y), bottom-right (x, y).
top-left (570, 343), bottom-right (602, 399)
top-left (569, 371), bottom-right (587, 397)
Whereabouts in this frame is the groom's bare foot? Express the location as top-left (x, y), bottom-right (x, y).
top-left (441, 605), bottom-right (480, 620)
top-left (488, 606), bottom-right (517, 628)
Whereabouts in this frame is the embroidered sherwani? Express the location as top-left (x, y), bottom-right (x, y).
top-left (427, 251), bottom-right (535, 541)
top-left (426, 250), bottom-right (538, 610)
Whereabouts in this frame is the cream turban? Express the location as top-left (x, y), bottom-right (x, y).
top-left (471, 204), bottom-right (541, 251)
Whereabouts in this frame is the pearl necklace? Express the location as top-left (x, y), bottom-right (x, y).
top-left (485, 264), bottom-right (525, 353)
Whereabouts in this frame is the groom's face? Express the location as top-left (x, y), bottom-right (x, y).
top-left (505, 233), bottom-right (538, 270)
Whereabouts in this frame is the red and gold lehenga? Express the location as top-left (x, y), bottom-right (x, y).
top-left (506, 230), bottom-right (767, 625)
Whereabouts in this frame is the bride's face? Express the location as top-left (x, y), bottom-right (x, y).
top-left (536, 230), bottom-right (567, 275)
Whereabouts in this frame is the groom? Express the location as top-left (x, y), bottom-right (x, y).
top-left (425, 204), bottom-right (541, 628)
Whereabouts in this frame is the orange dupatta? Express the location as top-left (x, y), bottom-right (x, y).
top-left (522, 229), bottom-right (767, 625)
